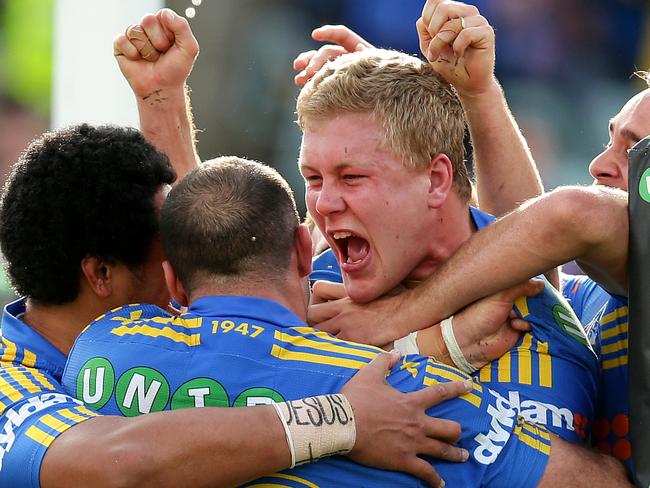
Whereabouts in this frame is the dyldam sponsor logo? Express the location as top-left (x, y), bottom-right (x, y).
top-left (0, 393), bottom-right (81, 468)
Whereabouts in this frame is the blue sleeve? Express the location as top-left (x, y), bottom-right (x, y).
top-left (0, 366), bottom-right (99, 488)
top-left (310, 249), bottom-right (343, 283)
top-left (388, 356), bottom-right (550, 487)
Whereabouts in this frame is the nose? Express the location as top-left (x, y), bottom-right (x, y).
top-left (314, 181), bottom-right (346, 216)
top-left (588, 147), bottom-right (627, 190)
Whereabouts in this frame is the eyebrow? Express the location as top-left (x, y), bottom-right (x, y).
top-left (621, 128), bottom-right (643, 144)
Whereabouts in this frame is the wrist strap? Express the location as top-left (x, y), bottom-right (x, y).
top-left (272, 394), bottom-right (356, 468)
top-left (441, 315), bottom-right (478, 374)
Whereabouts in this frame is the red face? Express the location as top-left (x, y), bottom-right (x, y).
top-left (589, 89), bottom-right (650, 191)
top-left (300, 113), bottom-right (437, 303)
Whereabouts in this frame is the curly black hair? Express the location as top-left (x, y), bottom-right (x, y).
top-left (0, 123), bottom-right (176, 305)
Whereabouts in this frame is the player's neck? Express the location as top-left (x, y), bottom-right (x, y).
top-left (23, 298), bottom-right (100, 356)
top-left (406, 202), bottom-right (474, 282)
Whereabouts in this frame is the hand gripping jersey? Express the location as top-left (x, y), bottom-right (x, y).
top-left (0, 299), bottom-right (99, 488)
top-left (63, 297), bottom-right (551, 487)
top-left (311, 208), bottom-right (600, 444)
top-left (562, 274), bottom-right (631, 475)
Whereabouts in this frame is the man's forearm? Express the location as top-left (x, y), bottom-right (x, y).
top-left (41, 405), bottom-right (290, 488)
top-left (461, 81), bottom-right (543, 217)
top-left (137, 84), bottom-right (200, 179)
top-left (539, 435), bottom-right (631, 487)
top-left (400, 185), bottom-right (628, 333)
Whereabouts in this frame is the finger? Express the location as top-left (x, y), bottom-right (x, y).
top-left (451, 22), bottom-right (493, 59)
top-left (417, 18), bottom-right (434, 60)
top-left (113, 34), bottom-right (140, 60)
top-left (427, 1), bottom-right (480, 40)
top-left (421, 0), bottom-right (444, 25)
top-left (311, 280), bottom-right (348, 304)
top-left (140, 12), bottom-right (173, 52)
top-left (155, 8), bottom-right (177, 43)
top-left (125, 24), bottom-right (161, 61)
top-left (503, 278), bottom-right (545, 302)
top-left (420, 437), bottom-right (469, 462)
top-left (293, 50), bottom-right (317, 70)
top-left (403, 457), bottom-right (444, 488)
top-left (312, 25), bottom-right (373, 52)
top-left (427, 18), bottom-right (463, 62)
top-left (410, 379), bottom-right (473, 408)
top-left (159, 7), bottom-right (200, 60)
top-left (310, 316), bottom-right (341, 335)
top-left (306, 301), bottom-right (342, 328)
top-left (354, 350), bottom-right (401, 381)
top-left (305, 45), bottom-right (348, 77)
top-left (510, 318), bottom-right (532, 332)
top-left (422, 417), bottom-right (462, 444)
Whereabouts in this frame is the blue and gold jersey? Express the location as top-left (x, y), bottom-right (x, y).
top-left (0, 299), bottom-right (99, 488)
top-left (563, 274), bottom-right (631, 473)
top-left (311, 208), bottom-right (599, 444)
top-left (63, 297), bottom-right (550, 487)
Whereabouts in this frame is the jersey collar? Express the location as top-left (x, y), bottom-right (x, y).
top-left (189, 296), bottom-right (305, 329)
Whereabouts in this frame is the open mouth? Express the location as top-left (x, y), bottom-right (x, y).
top-left (331, 231), bottom-right (370, 267)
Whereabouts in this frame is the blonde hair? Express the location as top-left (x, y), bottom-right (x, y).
top-left (297, 49), bottom-right (471, 201)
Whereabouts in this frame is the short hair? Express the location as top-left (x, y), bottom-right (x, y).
top-left (634, 70), bottom-right (650, 87)
top-left (297, 48), bottom-right (471, 201)
top-left (160, 157), bottom-right (300, 291)
top-left (0, 123), bottom-right (176, 304)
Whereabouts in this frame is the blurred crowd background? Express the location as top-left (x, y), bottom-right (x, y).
top-left (0, 0), bottom-right (648, 305)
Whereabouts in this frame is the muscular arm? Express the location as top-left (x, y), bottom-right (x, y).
top-left (114, 9), bottom-right (200, 179)
top-left (41, 352), bottom-right (470, 488)
top-left (539, 435), bottom-right (631, 487)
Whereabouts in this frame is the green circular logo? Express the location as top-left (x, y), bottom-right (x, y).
top-left (233, 387), bottom-right (285, 407)
top-left (116, 367), bottom-right (170, 416)
top-left (639, 167), bottom-right (650, 203)
top-left (76, 357), bottom-right (114, 410)
top-left (171, 378), bottom-right (229, 409)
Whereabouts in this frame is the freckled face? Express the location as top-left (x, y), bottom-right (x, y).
top-left (300, 113), bottom-right (434, 303)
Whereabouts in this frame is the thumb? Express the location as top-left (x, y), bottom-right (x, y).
top-left (503, 278), bottom-right (545, 302)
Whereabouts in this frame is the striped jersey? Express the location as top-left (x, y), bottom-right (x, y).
top-left (0, 299), bottom-right (99, 487)
top-left (562, 274), bottom-right (631, 474)
top-left (62, 296), bottom-right (551, 487)
top-left (311, 207), bottom-right (600, 444)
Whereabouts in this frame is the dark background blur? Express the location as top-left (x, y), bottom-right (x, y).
top-left (0, 0), bottom-right (648, 304)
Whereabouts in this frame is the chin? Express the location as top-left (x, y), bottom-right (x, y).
top-left (345, 280), bottom-right (385, 305)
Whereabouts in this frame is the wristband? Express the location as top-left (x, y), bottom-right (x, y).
top-left (272, 394), bottom-right (356, 468)
top-left (441, 315), bottom-right (478, 374)
top-left (394, 331), bottom-right (420, 355)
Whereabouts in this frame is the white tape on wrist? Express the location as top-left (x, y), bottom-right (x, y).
top-left (441, 315), bottom-right (478, 374)
top-left (272, 394), bottom-right (356, 468)
top-left (394, 331), bottom-right (420, 355)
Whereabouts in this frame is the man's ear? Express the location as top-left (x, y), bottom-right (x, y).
top-left (163, 260), bottom-right (189, 307)
top-left (427, 153), bottom-right (454, 208)
top-left (80, 256), bottom-right (113, 298)
top-left (294, 224), bottom-right (313, 278)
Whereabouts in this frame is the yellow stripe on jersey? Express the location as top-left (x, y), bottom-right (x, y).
top-left (59, 408), bottom-right (93, 423)
top-left (22, 348), bottom-right (37, 368)
top-left (1, 337), bottom-right (18, 363)
top-left (513, 422), bottom-right (552, 455)
top-left (601, 322), bottom-right (628, 341)
top-left (0, 399), bottom-right (7, 415)
top-left (514, 296), bottom-right (530, 318)
top-left (271, 344), bottom-right (366, 370)
top-left (497, 352), bottom-right (511, 383)
top-left (601, 339), bottom-right (628, 355)
top-left (111, 324), bottom-right (200, 346)
top-left (75, 405), bottom-right (100, 417)
top-left (39, 414), bottom-right (71, 434)
top-left (400, 356), bottom-right (420, 378)
top-left (536, 341), bottom-right (553, 388)
top-left (603, 355), bottom-right (628, 370)
top-left (517, 334), bottom-right (533, 385)
top-left (290, 327), bottom-right (384, 354)
top-left (9, 368), bottom-right (41, 393)
top-left (149, 315), bottom-right (203, 329)
top-left (30, 369), bottom-right (56, 390)
top-left (479, 363), bottom-right (492, 382)
top-left (600, 307), bottom-right (628, 326)
top-left (0, 372), bottom-right (24, 402)
top-left (274, 331), bottom-right (377, 361)
top-left (25, 425), bottom-right (57, 448)
top-left (264, 473), bottom-right (319, 488)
